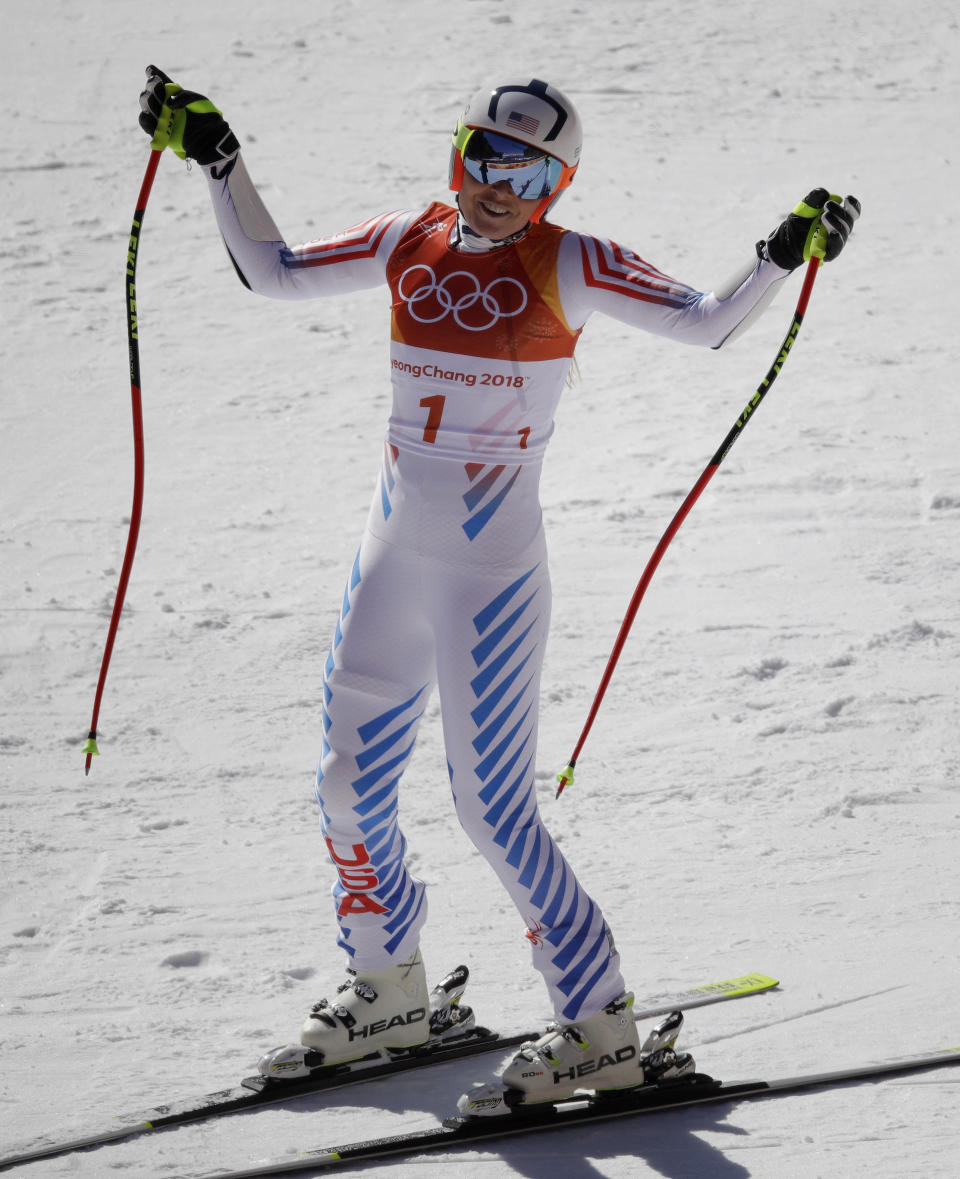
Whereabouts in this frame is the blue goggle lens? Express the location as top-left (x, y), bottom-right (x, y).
top-left (461, 130), bottom-right (563, 200)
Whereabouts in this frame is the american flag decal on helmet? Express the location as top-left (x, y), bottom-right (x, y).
top-left (506, 111), bottom-right (540, 135)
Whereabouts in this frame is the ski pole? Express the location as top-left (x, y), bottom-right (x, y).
top-left (556, 254), bottom-right (822, 798)
top-left (82, 147), bottom-right (163, 774)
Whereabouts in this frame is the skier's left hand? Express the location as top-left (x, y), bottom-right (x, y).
top-left (758, 189), bottom-right (861, 271)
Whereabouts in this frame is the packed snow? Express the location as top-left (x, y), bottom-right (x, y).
top-left (2, 0), bottom-right (958, 1176)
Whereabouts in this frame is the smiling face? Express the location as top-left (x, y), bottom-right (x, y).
top-left (457, 171), bottom-right (542, 240)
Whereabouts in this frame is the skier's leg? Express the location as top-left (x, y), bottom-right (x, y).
top-left (431, 552), bottom-right (686, 1106)
top-left (315, 529), bottom-right (436, 973)
top-left (431, 551), bottom-right (625, 1025)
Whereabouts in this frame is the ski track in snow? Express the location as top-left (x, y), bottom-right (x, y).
top-left (1, 1), bottom-right (958, 1176)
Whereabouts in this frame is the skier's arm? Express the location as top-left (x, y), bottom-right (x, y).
top-left (138, 66), bottom-right (414, 299)
top-left (203, 155), bottom-right (416, 300)
top-left (558, 190), bottom-right (860, 348)
top-left (557, 234), bottom-right (788, 348)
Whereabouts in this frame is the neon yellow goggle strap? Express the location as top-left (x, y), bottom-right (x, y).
top-left (452, 117), bottom-right (473, 158)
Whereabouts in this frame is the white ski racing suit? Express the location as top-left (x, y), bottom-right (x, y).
top-left (203, 156), bottom-right (789, 1021)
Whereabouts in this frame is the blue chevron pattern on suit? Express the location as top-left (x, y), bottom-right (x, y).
top-left (461, 567), bottom-right (621, 1021)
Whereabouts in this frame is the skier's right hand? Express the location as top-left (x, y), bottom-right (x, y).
top-left (138, 66), bottom-right (240, 168)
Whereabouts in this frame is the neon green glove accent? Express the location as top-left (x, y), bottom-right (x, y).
top-left (151, 86), bottom-right (230, 161)
top-left (168, 95), bottom-right (230, 161)
top-left (149, 81), bottom-right (182, 152)
top-left (794, 192), bottom-right (841, 261)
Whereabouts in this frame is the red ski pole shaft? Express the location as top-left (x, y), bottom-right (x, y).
top-left (556, 257), bottom-right (821, 797)
top-left (83, 148), bottom-right (162, 774)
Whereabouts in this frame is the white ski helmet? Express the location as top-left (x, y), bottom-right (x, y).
top-left (450, 78), bottom-right (582, 221)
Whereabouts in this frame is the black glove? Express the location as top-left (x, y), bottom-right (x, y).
top-left (758, 188), bottom-right (861, 270)
top-left (139, 65), bottom-right (240, 168)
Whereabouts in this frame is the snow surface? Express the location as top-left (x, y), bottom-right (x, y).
top-left (2, 1), bottom-right (959, 1176)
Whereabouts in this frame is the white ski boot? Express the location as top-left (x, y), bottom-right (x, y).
top-left (299, 948), bottom-right (429, 1064)
top-left (258, 960), bottom-right (477, 1081)
top-left (458, 996), bottom-right (695, 1117)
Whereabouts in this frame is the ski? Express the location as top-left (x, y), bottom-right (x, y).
top-left (192, 1046), bottom-right (960, 1177)
top-left (0, 969), bottom-right (776, 1170)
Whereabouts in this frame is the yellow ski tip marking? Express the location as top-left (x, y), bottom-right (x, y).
top-left (694, 973), bottom-right (780, 997)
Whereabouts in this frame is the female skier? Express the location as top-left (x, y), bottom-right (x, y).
top-left (139, 69), bottom-right (859, 1113)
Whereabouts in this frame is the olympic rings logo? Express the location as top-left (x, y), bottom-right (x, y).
top-left (397, 264), bottom-right (528, 332)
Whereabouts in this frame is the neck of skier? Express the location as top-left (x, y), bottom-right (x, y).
top-left (452, 209), bottom-right (530, 252)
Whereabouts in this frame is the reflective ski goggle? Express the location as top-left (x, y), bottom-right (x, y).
top-left (455, 126), bottom-right (564, 200)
